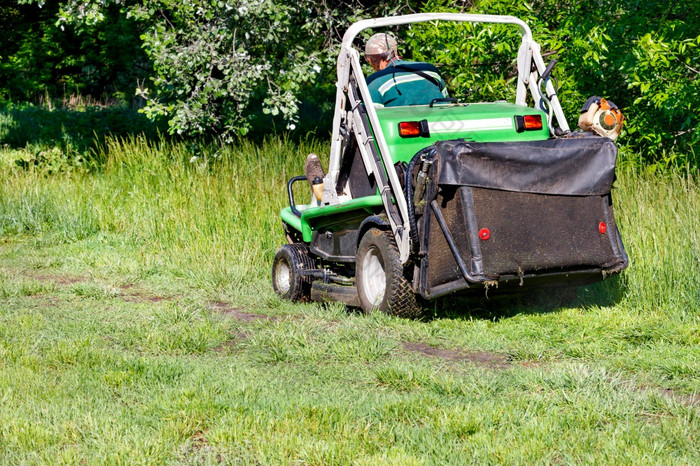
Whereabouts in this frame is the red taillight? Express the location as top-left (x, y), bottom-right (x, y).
top-left (515, 114), bottom-right (544, 132)
top-left (523, 114), bottom-right (543, 130)
top-left (398, 121), bottom-right (421, 138)
top-left (398, 120), bottom-right (429, 138)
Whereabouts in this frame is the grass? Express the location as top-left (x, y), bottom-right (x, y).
top-left (0, 101), bottom-right (163, 173)
top-left (0, 130), bottom-right (698, 463)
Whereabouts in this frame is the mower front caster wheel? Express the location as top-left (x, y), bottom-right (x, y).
top-left (355, 228), bottom-right (424, 318)
top-left (272, 243), bottom-right (315, 301)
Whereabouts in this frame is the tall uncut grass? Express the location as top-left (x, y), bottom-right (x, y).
top-left (613, 164), bottom-right (699, 316)
top-left (0, 136), bottom-right (327, 290)
top-left (1, 135), bottom-right (697, 311)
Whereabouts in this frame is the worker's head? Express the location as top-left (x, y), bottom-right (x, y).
top-left (365, 33), bottom-right (398, 71)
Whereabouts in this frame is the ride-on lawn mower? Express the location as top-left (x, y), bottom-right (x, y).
top-left (272, 13), bottom-right (628, 318)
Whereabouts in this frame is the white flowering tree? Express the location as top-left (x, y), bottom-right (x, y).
top-left (130, 0), bottom-right (333, 139)
top-left (24, 0), bottom-right (389, 140)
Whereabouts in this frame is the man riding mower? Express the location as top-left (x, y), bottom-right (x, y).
top-left (272, 13), bottom-right (627, 318)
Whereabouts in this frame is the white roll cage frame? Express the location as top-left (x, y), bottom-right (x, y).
top-left (324, 13), bottom-right (570, 263)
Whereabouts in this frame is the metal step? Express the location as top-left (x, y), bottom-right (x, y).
top-left (310, 282), bottom-right (360, 307)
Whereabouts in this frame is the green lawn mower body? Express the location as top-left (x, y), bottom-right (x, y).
top-left (273, 13), bottom-right (628, 318)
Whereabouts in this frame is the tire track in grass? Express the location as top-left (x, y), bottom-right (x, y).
top-left (25, 272), bottom-right (175, 303)
top-left (118, 283), bottom-right (173, 303)
top-left (208, 302), bottom-right (283, 353)
top-left (637, 385), bottom-right (700, 408)
top-left (209, 301), bottom-right (279, 322)
top-left (402, 341), bottom-right (511, 369)
top-left (401, 340), bottom-right (700, 408)
top-left (402, 339), bottom-right (698, 407)
top-left (32, 273), bottom-right (88, 286)
top-left (13, 269), bottom-right (700, 408)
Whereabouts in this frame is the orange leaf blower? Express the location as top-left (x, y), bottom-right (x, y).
top-left (578, 96), bottom-right (624, 140)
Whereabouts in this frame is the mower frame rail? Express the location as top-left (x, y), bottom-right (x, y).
top-left (325, 13), bottom-right (571, 263)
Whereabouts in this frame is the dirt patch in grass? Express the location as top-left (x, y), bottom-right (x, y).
top-left (209, 301), bottom-right (279, 322)
top-left (121, 293), bottom-right (170, 304)
top-left (212, 332), bottom-right (249, 353)
top-left (646, 386), bottom-right (700, 408)
top-left (116, 284), bottom-right (176, 304)
top-left (32, 273), bottom-right (88, 286)
top-left (192, 431), bottom-right (209, 448)
top-left (402, 341), bottom-right (510, 369)
top-left (177, 431), bottom-right (227, 463)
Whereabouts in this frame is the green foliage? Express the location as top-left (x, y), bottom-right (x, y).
top-left (405, 0), bottom-right (699, 166)
top-left (11, 0), bottom-right (413, 141)
top-left (1, 1), bottom-right (148, 103)
top-left (405, 13), bottom-right (526, 103)
top-left (18, 0), bottom-right (395, 141)
top-left (136, 0), bottom-right (329, 138)
top-left (4, 0), bottom-right (698, 165)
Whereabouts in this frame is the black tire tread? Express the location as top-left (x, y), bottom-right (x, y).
top-left (357, 229), bottom-right (424, 319)
top-left (272, 243), bottom-right (315, 301)
top-left (287, 243), bottom-right (315, 283)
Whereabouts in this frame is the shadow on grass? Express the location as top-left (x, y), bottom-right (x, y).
top-left (0, 100), bottom-right (333, 169)
top-left (431, 275), bottom-right (627, 321)
top-left (0, 102), bottom-right (167, 164)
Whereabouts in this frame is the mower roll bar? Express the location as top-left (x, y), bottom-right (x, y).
top-left (326, 13), bottom-right (570, 263)
top-left (339, 13), bottom-right (533, 47)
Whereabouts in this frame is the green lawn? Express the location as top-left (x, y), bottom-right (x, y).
top-left (0, 136), bottom-right (698, 463)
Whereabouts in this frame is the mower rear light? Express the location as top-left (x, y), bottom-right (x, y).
top-left (398, 119), bottom-right (430, 138)
top-left (524, 115), bottom-right (543, 130)
top-left (515, 114), bottom-right (543, 132)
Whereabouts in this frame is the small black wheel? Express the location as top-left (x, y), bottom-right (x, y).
top-left (355, 228), bottom-right (423, 318)
top-left (272, 243), bottom-right (315, 301)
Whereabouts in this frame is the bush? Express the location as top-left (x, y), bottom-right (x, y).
top-left (404, 0), bottom-right (699, 167)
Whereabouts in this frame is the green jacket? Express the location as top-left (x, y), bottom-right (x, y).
top-left (366, 59), bottom-right (448, 107)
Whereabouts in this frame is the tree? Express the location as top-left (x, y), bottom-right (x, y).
top-left (405, 0), bottom-right (699, 165)
top-left (3, 1), bottom-right (147, 103)
top-left (12, 0), bottom-right (698, 164)
top-left (20, 0), bottom-right (403, 140)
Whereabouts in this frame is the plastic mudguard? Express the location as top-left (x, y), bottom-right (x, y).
top-left (417, 136), bottom-right (628, 299)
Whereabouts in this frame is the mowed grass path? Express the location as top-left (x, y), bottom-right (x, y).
top-left (0, 137), bottom-right (698, 463)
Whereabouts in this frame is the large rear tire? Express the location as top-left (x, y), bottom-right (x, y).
top-left (272, 243), bottom-right (315, 301)
top-left (355, 228), bottom-right (423, 318)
